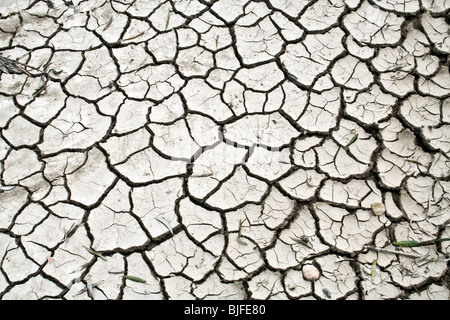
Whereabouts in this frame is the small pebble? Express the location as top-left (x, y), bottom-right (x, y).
top-left (371, 203), bottom-right (386, 216)
top-left (302, 264), bottom-right (320, 281)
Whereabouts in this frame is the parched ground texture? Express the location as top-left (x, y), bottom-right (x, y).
top-left (0, 0), bottom-right (449, 300)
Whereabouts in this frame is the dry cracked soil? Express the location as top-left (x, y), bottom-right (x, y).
top-left (0, 0), bottom-right (449, 300)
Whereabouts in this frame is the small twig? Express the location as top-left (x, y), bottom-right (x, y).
top-left (69, 262), bottom-right (90, 274)
top-left (63, 222), bottom-right (82, 242)
top-left (155, 217), bottom-right (174, 236)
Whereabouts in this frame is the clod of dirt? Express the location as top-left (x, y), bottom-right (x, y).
top-left (371, 203), bottom-right (386, 216)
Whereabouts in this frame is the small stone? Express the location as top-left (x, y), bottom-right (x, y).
top-left (302, 264), bottom-right (320, 281)
top-left (371, 203), bottom-right (386, 216)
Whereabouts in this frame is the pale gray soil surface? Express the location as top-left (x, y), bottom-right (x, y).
top-left (0, 0), bottom-right (449, 300)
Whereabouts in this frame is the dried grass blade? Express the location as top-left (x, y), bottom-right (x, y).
top-left (392, 240), bottom-right (421, 247)
top-left (0, 185), bottom-right (16, 191)
top-left (14, 63), bottom-right (32, 76)
top-left (122, 31), bottom-right (145, 42)
top-left (123, 275), bottom-right (146, 283)
top-left (86, 277), bottom-right (93, 299)
top-left (405, 159), bottom-right (424, 166)
top-left (165, 11), bottom-right (171, 29)
top-left (156, 217), bottom-right (174, 235)
top-left (364, 245), bottom-right (422, 259)
top-left (84, 246), bottom-right (107, 261)
top-left (370, 259), bottom-right (377, 276)
top-left (290, 236), bottom-right (313, 249)
top-left (346, 133), bottom-right (358, 147)
top-left (69, 262), bottom-right (90, 274)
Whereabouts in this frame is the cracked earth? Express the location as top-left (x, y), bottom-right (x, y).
top-left (0, 0), bottom-right (449, 300)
